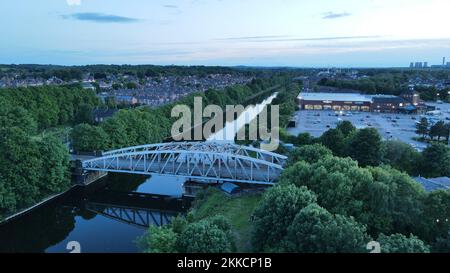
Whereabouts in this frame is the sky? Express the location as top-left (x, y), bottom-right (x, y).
top-left (0, 0), bottom-right (449, 67)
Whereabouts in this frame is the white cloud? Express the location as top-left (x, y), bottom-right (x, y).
top-left (66, 0), bottom-right (81, 6)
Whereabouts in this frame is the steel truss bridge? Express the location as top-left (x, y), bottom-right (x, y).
top-left (81, 142), bottom-right (287, 185)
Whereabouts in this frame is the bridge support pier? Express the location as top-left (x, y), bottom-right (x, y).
top-left (72, 160), bottom-right (108, 186)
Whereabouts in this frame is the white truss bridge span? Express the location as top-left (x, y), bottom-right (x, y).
top-left (81, 142), bottom-right (287, 185)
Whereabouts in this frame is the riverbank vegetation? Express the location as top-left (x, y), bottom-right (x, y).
top-left (0, 85), bottom-right (97, 220)
top-left (71, 77), bottom-right (289, 152)
top-left (137, 188), bottom-right (261, 253)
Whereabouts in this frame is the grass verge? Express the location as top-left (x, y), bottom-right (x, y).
top-left (191, 188), bottom-right (262, 252)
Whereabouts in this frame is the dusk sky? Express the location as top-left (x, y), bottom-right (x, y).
top-left (1, 0), bottom-right (449, 67)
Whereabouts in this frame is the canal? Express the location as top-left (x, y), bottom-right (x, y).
top-left (0, 92), bottom-right (278, 253)
top-left (0, 174), bottom-right (190, 253)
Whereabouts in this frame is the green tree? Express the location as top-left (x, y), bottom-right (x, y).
top-left (429, 121), bottom-right (447, 141)
top-left (415, 117), bottom-right (429, 138)
top-left (336, 120), bottom-right (356, 137)
top-left (444, 122), bottom-right (450, 142)
top-left (0, 127), bottom-right (42, 215)
top-left (363, 166), bottom-right (426, 236)
top-left (377, 233), bottom-right (430, 253)
top-left (125, 82), bottom-right (138, 89)
top-left (319, 128), bottom-right (345, 156)
top-left (288, 144), bottom-right (332, 165)
top-left (420, 190), bottom-right (450, 245)
top-left (177, 219), bottom-right (232, 253)
top-left (71, 123), bottom-right (109, 152)
top-left (283, 204), bottom-right (370, 253)
top-left (37, 136), bottom-right (71, 195)
top-left (74, 103), bottom-right (94, 125)
top-left (0, 103), bottom-right (37, 135)
top-left (100, 117), bottom-right (129, 149)
top-left (346, 128), bottom-right (382, 167)
top-left (252, 185), bottom-right (317, 251)
top-left (280, 156), bottom-right (371, 218)
top-left (418, 143), bottom-right (450, 177)
top-left (295, 132), bottom-right (314, 146)
top-left (138, 226), bottom-right (178, 253)
top-left (381, 141), bottom-right (420, 175)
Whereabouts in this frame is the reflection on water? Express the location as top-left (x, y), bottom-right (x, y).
top-left (136, 174), bottom-right (185, 197)
top-left (0, 174), bottom-right (190, 253)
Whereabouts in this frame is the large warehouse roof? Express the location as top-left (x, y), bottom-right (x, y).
top-left (298, 92), bottom-right (373, 102)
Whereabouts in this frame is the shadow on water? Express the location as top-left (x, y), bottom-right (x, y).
top-left (0, 173), bottom-right (191, 253)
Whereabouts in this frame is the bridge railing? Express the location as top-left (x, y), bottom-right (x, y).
top-left (101, 142), bottom-right (287, 167)
top-left (82, 149), bottom-right (285, 185)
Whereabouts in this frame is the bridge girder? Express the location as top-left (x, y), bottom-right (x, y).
top-left (82, 142), bottom-right (286, 184)
top-left (102, 141), bottom-right (287, 166)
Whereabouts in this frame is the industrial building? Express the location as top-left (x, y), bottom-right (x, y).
top-left (297, 92), bottom-right (372, 112)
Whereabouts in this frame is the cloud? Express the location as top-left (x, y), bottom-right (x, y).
top-left (322, 12), bottom-right (352, 19)
top-left (218, 35), bottom-right (382, 43)
top-left (216, 35), bottom-right (291, 41)
top-left (62, 12), bottom-right (140, 23)
top-left (163, 4), bottom-right (178, 9)
top-left (66, 0), bottom-right (81, 6)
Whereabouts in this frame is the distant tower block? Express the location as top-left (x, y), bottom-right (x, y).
top-left (410, 62), bottom-right (414, 68)
top-left (444, 57), bottom-right (446, 66)
top-left (424, 62), bottom-right (428, 68)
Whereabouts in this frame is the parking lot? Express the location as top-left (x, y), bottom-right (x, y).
top-left (288, 102), bottom-right (450, 151)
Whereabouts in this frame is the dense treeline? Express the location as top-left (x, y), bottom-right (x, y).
top-left (0, 85), bottom-right (98, 219)
top-left (318, 73), bottom-right (450, 102)
top-left (0, 86), bottom-right (99, 129)
top-left (250, 142), bottom-right (449, 253)
top-left (282, 121), bottom-right (450, 177)
top-left (0, 64), bottom-right (254, 80)
top-left (0, 129), bottom-right (70, 219)
top-left (71, 77), bottom-right (287, 152)
top-left (318, 74), bottom-right (409, 95)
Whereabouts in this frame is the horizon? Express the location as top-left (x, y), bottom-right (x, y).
top-left (1, 63), bottom-right (440, 69)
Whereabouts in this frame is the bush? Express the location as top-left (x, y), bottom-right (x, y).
top-left (137, 226), bottom-right (178, 253)
top-left (177, 219), bottom-right (232, 253)
top-left (377, 233), bottom-right (430, 253)
top-left (288, 144), bottom-right (332, 165)
top-left (284, 204), bottom-right (370, 253)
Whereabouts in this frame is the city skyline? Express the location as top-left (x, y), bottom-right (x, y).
top-left (1, 0), bottom-right (450, 67)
